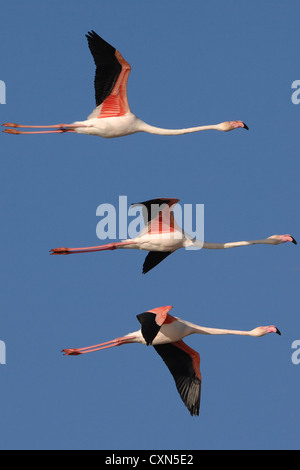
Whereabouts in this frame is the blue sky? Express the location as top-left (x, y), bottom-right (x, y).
top-left (1, 1), bottom-right (299, 450)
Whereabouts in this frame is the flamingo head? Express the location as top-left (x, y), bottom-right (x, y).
top-left (267, 234), bottom-right (297, 245)
top-left (219, 121), bottom-right (249, 132)
top-left (251, 326), bottom-right (281, 337)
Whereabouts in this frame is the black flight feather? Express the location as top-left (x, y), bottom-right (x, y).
top-left (86, 31), bottom-right (122, 107)
top-left (154, 343), bottom-right (201, 416)
top-left (136, 312), bottom-right (161, 345)
top-left (131, 198), bottom-right (176, 225)
top-left (142, 251), bottom-right (172, 274)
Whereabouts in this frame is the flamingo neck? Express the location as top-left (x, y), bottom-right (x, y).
top-left (139, 122), bottom-right (220, 136)
top-left (202, 238), bottom-right (272, 249)
top-left (192, 325), bottom-right (252, 336)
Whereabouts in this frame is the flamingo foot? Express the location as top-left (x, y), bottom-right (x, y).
top-left (2, 122), bottom-right (19, 127)
top-left (62, 349), bottom-right (82, 356)
top-left (50, 248), bottom-right (70, 255)
top-left (2, 128), bottom-right (21, 134)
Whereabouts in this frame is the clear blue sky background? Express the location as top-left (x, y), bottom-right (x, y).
top-left (1, 1), bottom-right (299, 450)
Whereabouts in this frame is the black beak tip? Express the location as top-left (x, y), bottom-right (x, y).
top-left (292, 237), bottom-right (297, 245)
top-left (243, 123), bottom-right (249, 130)
top-left (276, 328), bottom-right (282, 336)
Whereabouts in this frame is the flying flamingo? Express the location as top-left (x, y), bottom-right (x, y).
top-left (3, 31), bottom-right (249, 138)
top-left (62, 305), bottom-right (281, 416)
top-left (50, 198), bottom-right (297, 274)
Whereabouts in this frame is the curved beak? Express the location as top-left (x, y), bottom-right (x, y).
top-left (243, 122), bottom-right (249, 130)
top-left (276, 328), bottom-right (281, 336)
top-left (292, 237), bottom-right (297, 245)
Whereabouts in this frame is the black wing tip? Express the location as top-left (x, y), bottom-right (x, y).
top-left (185, 378), bottom-right (201, 417)
top-left (86, 30), bottom-right (98, 39)
top-left (189, 407), bottom-right (200, 417)
top-left (142, 251), bottom-right (172, 275)
top-left (142, 265), bottom-right (151, 275)
top-left (131, 198), bottom-right (180, 208)
top-left (142, 265), bottom-right (148, 275)
top-left (176, 376), bottom-right (201, 417)
top-left (85, 30), bottom-right (115, 51)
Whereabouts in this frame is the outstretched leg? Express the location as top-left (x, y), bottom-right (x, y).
top-left (3, 128), bottom-right (76, 135)
top-left (2, 123), bottom-right (87, 135)
top-left (50, 240), bottom-right (137, 255)
top-left (62, 335), bottom-right (137, 355)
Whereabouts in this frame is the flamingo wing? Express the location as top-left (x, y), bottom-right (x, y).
top-left (153, 340), bottom-right (202, 416)
top-left (142, 251), bottom-right (173, 274)
top-left (131, 198), bottom-right (181, 236)
top-left (86, 31), bottom-right (132, 118)
top-left (137, 307), bottom-right (175, 345)
top-left (132, 198), bottom-right (180, 225)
